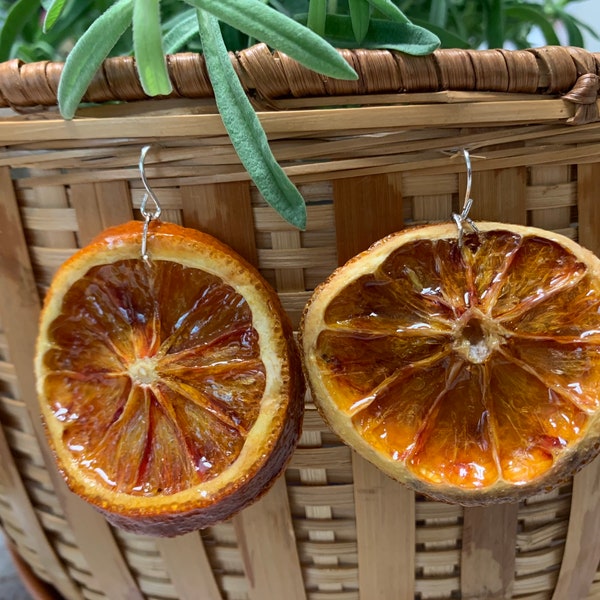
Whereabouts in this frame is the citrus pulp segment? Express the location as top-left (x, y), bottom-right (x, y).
top-left (301, 222), bottom-right (600, 504)
top-left (35, 221), bottom-right (304, 535)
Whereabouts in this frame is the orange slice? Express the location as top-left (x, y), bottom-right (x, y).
top-left (35, 221), bottom-right (304, 536)
top-left (301, 222), bottom-right (600, 504)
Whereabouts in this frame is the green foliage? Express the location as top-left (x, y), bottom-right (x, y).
top-left (399, 0), bottom-right (599, 50)
top-left (0, 0), bottom-right (596, 228)
top-left (133, 0), bottom-right (172, 96)
top-left (57, 0), bottom-right (134, 118)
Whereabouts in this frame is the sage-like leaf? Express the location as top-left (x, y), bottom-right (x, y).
top-left (348, 0), bottom-right (371, 43)
top-left (43, 0), bottom-right (69, 32)
top-left (133, 0), bottom-right (172, 96)
top-left (58, 0), bottom-right (134, 119)
top-left (0, 0), bottom-right (40, 61)
top-left (163, 9), bottom-right (199, 54)
top-left (185, 0), bottom-right (357, 80)
top-left (196, 9), bottom-right (307, 230)
top-left (318, 14), bottom-right (440, 55)
top-left (365, 0), bottom-right (410, 24)
top-left (411, 17), bottom-right (469, 49)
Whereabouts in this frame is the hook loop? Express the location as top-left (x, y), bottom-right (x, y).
top-left (452, 148), bottom-right (479, 247)
top-left (138, 145), bottom-right (162, 261)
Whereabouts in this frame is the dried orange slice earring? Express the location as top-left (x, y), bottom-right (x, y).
top-left (35, 216), bottom-right (303, 536)
top-left (301, 164), bottom-right (600, 505)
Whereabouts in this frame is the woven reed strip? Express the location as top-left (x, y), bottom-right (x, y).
top-left (0, 167), bottom-right (94, 600)
top-left (0, 45), bottom-right (599, 110)
top-left (552, 457), bottom-right (600, 599)
top-left (0, 419), bottom-right (77, 595)
top-left (7, 120), bottom-right (600, 191)
top-left (579, 162), bottom-right (600, 255)
top-left (232, 479), bottom-right (307, 600)
top-left (3, 118), bottom-right (595, 174)
top-left (9, 174), bottom-right (148, 600)
top-left (352, 456), bottom-right (415, 597)
top-left (0, 99), bottom-right (583, 147)
top-left (180, 181), bottom-right (259, 265)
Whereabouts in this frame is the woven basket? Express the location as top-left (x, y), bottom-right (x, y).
top-left (1, 43), bottom-right (600, 600)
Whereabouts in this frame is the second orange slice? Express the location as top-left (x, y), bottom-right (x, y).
top-left (301, 222), bottom-right (600, 504)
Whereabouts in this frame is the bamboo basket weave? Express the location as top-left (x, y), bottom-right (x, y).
top-left (1, 43), bottom-right (600, 600)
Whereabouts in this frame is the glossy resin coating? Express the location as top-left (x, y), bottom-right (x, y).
top-left (302, 224), bottom-right (600, 503)
top-left (36, 221), bottom-right (304, 535)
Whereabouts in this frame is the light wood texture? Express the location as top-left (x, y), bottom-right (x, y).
top-left (551, 457), bottom-right (600, 600)
top-left (0, 401), bottom-right (81, 599)
top-left (577, 162), bottom-right (600, 257)
top-left (0, 99), bottom-right (577, 143)
top-left (528, 165), bottom-right (572, 231)
top-left (461, 167), bottom-right (527, 224)
top-left (352, 455), bottom-right (415, 599)
top-left (233, 478), bottom-right (306, 600)
top-left (157, 532), bottom-right (223, 600)
top-left (181, 182), bottom-right (258, 266)
top-left (0, 166), bottom-right (87, 600)
top-left (461, 503), bottom-right (519, 599)
top-left (332, 173), bottom-right (404, 264)
top-left (70, 181), bottom-right (134, 245)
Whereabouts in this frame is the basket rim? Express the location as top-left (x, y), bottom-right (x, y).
top-left (0, 44), bottom-right (598, 114)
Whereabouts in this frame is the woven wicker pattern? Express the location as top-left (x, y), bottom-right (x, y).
top-left (1, 45), bottom-right (600, 600)
top-left (0, 44), bottom-right (599, 110)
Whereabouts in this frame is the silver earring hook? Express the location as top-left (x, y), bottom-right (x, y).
top-left (452, 148), bottom-right (479, 248)
top-left (139, 145), bottom-right (162, 262)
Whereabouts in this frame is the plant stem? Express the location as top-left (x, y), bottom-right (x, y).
top-left (307, 0), bottom-right (327, 35)
top-left (485, 0), bottom-right (505, 48)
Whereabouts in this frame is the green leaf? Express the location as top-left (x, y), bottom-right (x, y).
top-left (163, 8), bottom-right (199, 54)
top-left (411, 17), bottom-right (470, 49)
top-left (565, 14), bottom-right (600, 42)
top-left (365, 0), bottom-right (410, 24)
top-left (196, 9), bottom-right (307, 230)
top-left (42, 0), bottom-right (96, 51)
top-left (43, 0), bottom-right (69, 32)
top-left (348, 0), bottom-right (371, 43)
top-left (220, 22), bottom-right (250, 51)
top-left (317, 14), bottom-right (440, 55)
top-left (307, 0), bottom-right (326, 36)
top-left (557, 10), bottom-right (584, 47)
top-left (133, 0), bottom-right (172, 95)
top-left (184, 0), bottom-right (357, 80)
top-left (0, 0), bottom-right (40, 61)
top-left (58, 0), bottom-right (134, 119)
top-left (485, 0), bottom-right (505, 48)
top-left (428, 0), bottom-right (447, 28)
top-left (504, 5), bottom-right (560, 46)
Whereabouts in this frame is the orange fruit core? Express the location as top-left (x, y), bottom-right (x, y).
top-left (301, 223), bottom-right (600, 503)
top-left (36, 221), bottom-right (302, 534)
